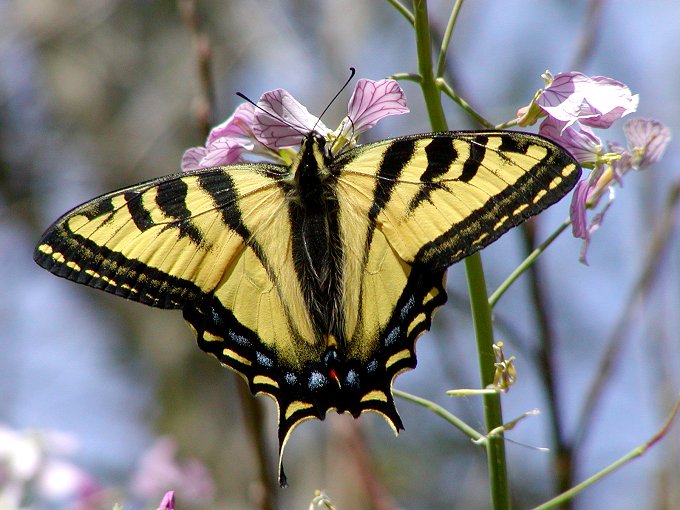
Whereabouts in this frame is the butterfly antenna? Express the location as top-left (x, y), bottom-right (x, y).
top-left (313, 67), bottom-right (356, 132)
top-left (235, 92), bottom-right (306, 136)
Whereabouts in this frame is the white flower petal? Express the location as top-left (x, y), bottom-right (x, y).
top-left (253, 89), bottom-right (329, 148)
top-left (181, 147), bottom-right (209, 171)
top-left (346, 79), bottom-right (409, 135)
top-left (623, 118), bottom-right (671, 168)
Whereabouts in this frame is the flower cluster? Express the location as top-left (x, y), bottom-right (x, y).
top-left (0, 423), bottom-right (216, 510)
top-left (0, 423), bottom-right (103, 509)
top-left (519, 71), bottom-right (671, 263)
top-left (182, 78), bottom-right (409, 170)
top-left (130, 436), bottom-right (215, 507)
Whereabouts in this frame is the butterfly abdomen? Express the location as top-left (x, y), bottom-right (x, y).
top-left (286, 134), bottom-right (348, 346)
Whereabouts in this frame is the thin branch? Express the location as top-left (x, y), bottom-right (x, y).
top-left (178, 2), bottom-right (276, 508)
top-left (336, 420), bottom-right (401, 510)
top-left (385, 0), bottom-right (415, 26)
top-left (435, 0), bottom-right (465, 78)
top-left (489, 218), bottom-right (571, 307)
top-left (389, 72), bottom-right (422, 83)
top-left (437, 78), bottom-right (494, 128)
top-left (520, 220), bottom-right (573, 503)
top-left (394, 388), bottom-right (484, 442)
top-left (531, 396), bottom-right (680, 510)
top-left (178, 0), bottom-right (217, 139)
top-left (572, 183), bottom-right (680, 452)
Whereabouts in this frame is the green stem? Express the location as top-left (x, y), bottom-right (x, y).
top-left (489, 218), bottom-right (570, 308)
top-left (413, 0), bottom-right (447, 130)
top-left (437, 78), bottom-right (494, 128)
top-left (394, 389), bottom-right (484, 442)
top-left (411, 1), bottom-right (509, 508)
top-left (390, 72), bottom-right (423, 83)
top-left (531, 396), bottom-right (680, 510)
top-left (465, 253), bottom-right (510, 510)
top-left (386, 0), bottom-right (415, 25)
top-left (435, 0), bottom-right (465, 77)
top-left (494, 118), bottom-right (520, 130)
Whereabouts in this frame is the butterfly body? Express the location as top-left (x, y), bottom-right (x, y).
top-left (34, 130), bottom-right (580, 485)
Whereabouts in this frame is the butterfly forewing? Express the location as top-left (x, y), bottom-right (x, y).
top-left (335, 131), bottom-right (580, 271)
top-left (35, 166), bottom-right (280, 307)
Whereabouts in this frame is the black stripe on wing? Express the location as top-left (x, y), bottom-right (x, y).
top-left (416, 135), bottom-right (581, 269)
top-left (156, 179), bottom-right (205, 245)
top-left (34, 227), bottom-right (205, 308)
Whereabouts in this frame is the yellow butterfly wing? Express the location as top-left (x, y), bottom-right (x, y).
top-left (34, 164), bottom-right (320, 364)
top-left (332, 131), bottom-right (580, 422)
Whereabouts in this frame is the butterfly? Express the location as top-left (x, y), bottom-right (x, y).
top-left (34, 128), bottom-right (580, 486)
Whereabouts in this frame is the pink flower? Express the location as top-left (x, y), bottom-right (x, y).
top-left (252, 88), bottom-right (331, 148)
top-left (0, 423), bottom-right (103, 509)
top-left (182, 103), bottom-right (259, 170)
top-left (567, 118), bottom-right (671, 264)
top-left (38, 459), bottom-right (103, 508)
top-left (157, 490), bottom-right (176, 510)
top-left (337, 78), bottom-right (409, 140)
top-left (622, 118), bottom-right (671, 169)
top-left (181, 78), bottom-right (408, 170)
top-left (521, 71), bottom-right (668, 264)
top-left (538, 116), bottom-right (603, 165)
top-left (536, 72), bottom-right (639, 129)
top-left (131, 437), bottom-right (215, 505)
top-left (569, 171), bottom-right (614, 265)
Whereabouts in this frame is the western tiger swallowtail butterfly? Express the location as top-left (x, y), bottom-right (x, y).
top-left (35, 99), bottom-right (579, 486)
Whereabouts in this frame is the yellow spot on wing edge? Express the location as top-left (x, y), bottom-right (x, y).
top-left (472, 232), bottom-right (489, 245)
top-left (422, 288), bottom-right (439, 306)
top-left (360, 390), bottom-right (388, 403)
top-left (253, 375), bottom-right (279, 388)
top-left (38, 243), bottom-right (53, 255)
top-left (493, 215), bottom-right (509, 231)
top-left (203, 332), bottom-right (222, 342)
top-left (100, 275), bottom-right (117, 286)
top-left (221, 348), bottom-right (252, 367)
top-left (549, 175), bottom-right (565, 190)
top-left (407, 312), bottom-right (427, 336)
top-left (533, 189), bottom-right (548, 203)
top-left (512, 203), bottom-right (529, 216)
top-left (66, 260), bottom-right (81, 271)
top-left (285, 401), bottom-right (313, 420)
top-left (386, 349), bottom-right (412, 369)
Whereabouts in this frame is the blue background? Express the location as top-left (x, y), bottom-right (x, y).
top-left (1, 1), bottom-right (678, 508)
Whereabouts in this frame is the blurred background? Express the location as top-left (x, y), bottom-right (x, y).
top-left (1, 0), bottom-right (679, 509)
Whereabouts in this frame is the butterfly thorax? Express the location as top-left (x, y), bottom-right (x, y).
top-left (283, 133), bottom-right (347, 353)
